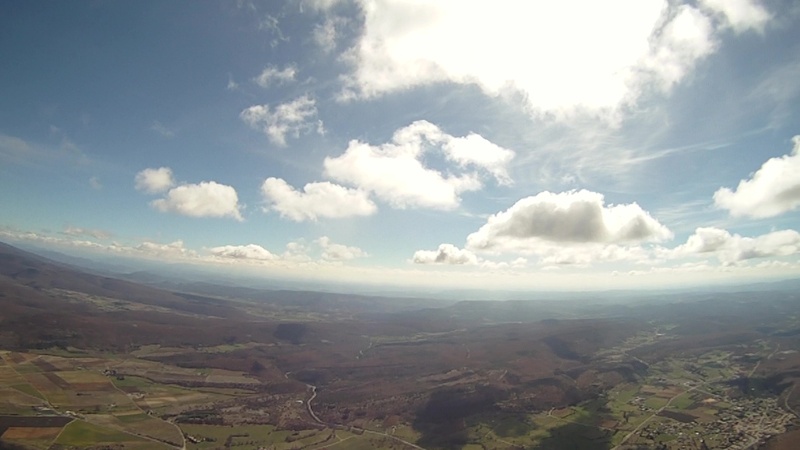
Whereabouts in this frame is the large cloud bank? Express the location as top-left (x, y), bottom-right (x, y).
top-left (332, 0), bottom-right (772, 118)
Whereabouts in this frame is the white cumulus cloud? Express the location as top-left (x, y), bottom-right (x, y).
top-left (210, 244), bottom-right (277, 261)
top-left (413, 244), bottom-right (479, 265)
top-left (461, 190), bottom-right (672, 266)
top-left (240, 95), bottom-right (321, 146)
top-left (442, 133), bottom-right (515, 185)
top-left (714, 136), bottom-right (800, 218)
top-left (669, 227), bottom-right (800, 264)
top-left (324, 121), bottom-right (513, 210)
top-left (135, 167), bottom-right (175, 194)
top-left (261, 177), bottom-right (377, 221)
top-left (467, 190), bottom-right (672, 252)
top-left (151, 181), bottom-right (243, 221)
top-left (334, 0), bottom-right (748, 119)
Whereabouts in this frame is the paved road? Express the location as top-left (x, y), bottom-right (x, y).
top-left (612, 382), bottom-right (702, 450)
top-left (305, 384), bottom-right (323, 424)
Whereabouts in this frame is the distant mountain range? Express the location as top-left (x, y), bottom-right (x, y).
top-left (6, 239), bottom-right (800, 303)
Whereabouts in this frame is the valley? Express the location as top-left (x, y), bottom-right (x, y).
top-left (2, 242), bottom-right (800, 449)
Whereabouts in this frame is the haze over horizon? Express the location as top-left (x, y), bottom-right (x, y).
top-left (2, 0), bottom-right (800, 291)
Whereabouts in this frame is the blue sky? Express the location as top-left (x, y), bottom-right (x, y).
top-left (2, 0), bottom-right (799, 291)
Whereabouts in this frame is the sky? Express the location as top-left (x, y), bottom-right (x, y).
top-left (1, 0), bottom-right (800, 292)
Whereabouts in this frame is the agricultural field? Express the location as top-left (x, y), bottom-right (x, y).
top-left (0, 348), bottom-right (419, 450)
top-left (3, 333), bottom-right (799, 450)
top-left (178, 423), bottom-right (385, 450)
top-left (0, 350), bottom-right (243, 450)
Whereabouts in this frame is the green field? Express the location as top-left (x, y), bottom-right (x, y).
top-left (10, 383), bottom-right (47, 400)
top-left (178, 424), bottom-right (373, 450)
top-left (671, 392), bottom-right (695, 409)
top-left (55, 420), bottom-right (159, 447)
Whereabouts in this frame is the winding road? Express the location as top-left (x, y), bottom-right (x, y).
top-left (305, 384), bottom-right (323, 424)
top-left (302, 383), bottom-right (426, 450)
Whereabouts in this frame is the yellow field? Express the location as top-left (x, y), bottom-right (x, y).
top-left (0, 366), bottom-right (25, 384)
top-left (57, 369), bottom-right (110, 384)
top-left (205, 368), bottom-right (259, 384)
top-left (0, 386), bottom-right (47, 407)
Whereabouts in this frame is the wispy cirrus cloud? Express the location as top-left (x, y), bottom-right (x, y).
top-left (316, 236), bottom-right (367, 261)
top-left (89, 176), bottom-right (102, 190)
top-left (62, 226), bottom-right (112, 240)
top-left (313, 16), bottom-right (348, 53)
top-left (150, 121), bottom-right (175, 138)
top-left (240, 95), bottom-right (322, 146)
top-left (253, 65), bottom-right (296, 87)
top-left (0, 133), bottom-right (92, 167)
